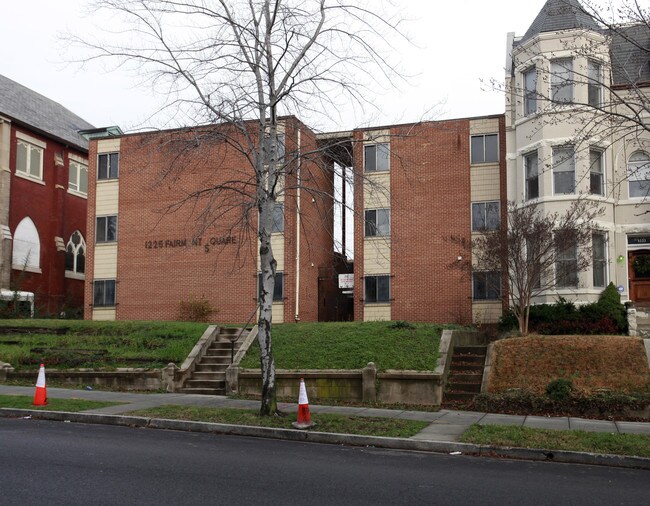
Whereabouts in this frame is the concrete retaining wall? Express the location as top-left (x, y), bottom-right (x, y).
top-left (7, 369), bottom-right (164, 391)
top-left (236, 366), bottom-right (444, 406)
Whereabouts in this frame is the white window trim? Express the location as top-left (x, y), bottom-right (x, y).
top-left (627, 151), bottom-right (650, 200)
top-left (16, 131), bottom-right (46, 149)
top-left (552, 145), bottom-right (576, 196)
top-left (15, 139), bottom-right (44, 181)
top-left (14, 172), bottom-right (46, 185)
top-left (68, 159), bottom-right (88, 198)
top-left (65, 271), bottom-right (85, 281)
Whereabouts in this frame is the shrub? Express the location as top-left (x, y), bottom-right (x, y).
top-left (498, 285), bottom-right (628, 335)
top-left (546, 378), bottom-right (573, 401)
top-left (178, 298), bottom-right (216, 322)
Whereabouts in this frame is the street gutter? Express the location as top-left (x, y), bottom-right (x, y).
top-left (2, 407), bottom-right (648, 470)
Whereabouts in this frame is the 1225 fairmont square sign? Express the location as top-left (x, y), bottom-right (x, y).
top-left (144, 235), bottom-right (237, 254)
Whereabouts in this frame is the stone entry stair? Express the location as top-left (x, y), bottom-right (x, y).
top-left (442, 345), bottom-right (487, 407)
top-left (637, 309), bottom-right (650, 338)
top-left (180, 327), bottom-right (250, 395)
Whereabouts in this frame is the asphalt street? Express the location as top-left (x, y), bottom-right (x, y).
top-left (1, 418), bottom-right (648, 505)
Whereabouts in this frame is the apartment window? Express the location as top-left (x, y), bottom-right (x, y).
top-left (588, 60), bottom-right (602, 107)
top-left (524, 67), bottom-right (537, 115)
top-left (93, 279), bottom-right (116, 307)
top-left (12, 217), bottom-right (40, 270)
top-left (589, 149), bottom-right (604, 196)
top-left (592, 233), bottom-right (607, 288)
top-left (98, 153), bottom-right (119, 180)
top-left (96, 216), bottom-right (117, 243)
top-left (364, 143), bottom-right (389, 172)
top-left (271, 203), bottom-right (284, 233)
top-left (472, 271), bottom-right (501, 300)
top-left (364, 275), bottom-right (390, 303)
top-left (16, 140), bottom-right (43, 180)
top-left (470, 134), bottom-right (499, 164)
top-left (525, 151), bottom-right (539, 200)
top-left (258, 272), bottom-right (284, 302)
top-left (65, 230), bottom-right (86, 275)
top-left (471, 202), bottom-right (500, 231)
top-left (69, 160), bottom-right (88, 195)
top-left (553, 146), bottom-right (575, 195)
top-left (628, 151), bottom-right (650, 199)
top-left (364, 209), bottom-right (390, 237)
top-left (551, 58), bottom-right (573, 103)
top-left (556, 242), bottom-right (578, 288)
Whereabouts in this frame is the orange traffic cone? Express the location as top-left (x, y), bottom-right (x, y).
top-left (292, 378), bottom-right (314, 429)
top-left (33, 363), bottom-right (47, 406)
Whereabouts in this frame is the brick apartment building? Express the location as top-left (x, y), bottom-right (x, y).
top-left (84, 117), bottom-right (337, 322)
top-left (350, 116), bottom-right (507, 324)
top-left (0, 74), bottom-right (93, 315)
top-left (84, 114), bottom-right (506, 324)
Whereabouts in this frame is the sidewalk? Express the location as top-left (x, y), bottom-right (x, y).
top-left (2, 385), bottom-right (649, 442)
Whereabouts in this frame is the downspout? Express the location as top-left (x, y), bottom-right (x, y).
top-left (295, 127), bottom-right (301, 322)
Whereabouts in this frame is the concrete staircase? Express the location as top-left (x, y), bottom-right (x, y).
top-left (180, 327), bottom-right (250, 395)
top-left (636, 308), bottom-right (650, 338)
top-left (442, 345), bottom-right (487, 407)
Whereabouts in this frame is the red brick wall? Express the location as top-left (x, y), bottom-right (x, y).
top-left (353, 120), bottom-right (474, 324)
top-left (283, 118), bottom-right (334, 322)
top-left (85, 120), bottom-right (332, 323)
top-left (9, 125), bottom-right (87, 315)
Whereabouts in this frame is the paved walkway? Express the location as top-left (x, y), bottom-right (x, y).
top-left (1, 385), bottom-right (649, 442)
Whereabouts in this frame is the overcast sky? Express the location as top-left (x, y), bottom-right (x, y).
top-left (1, 0), bottom-right (548, 133)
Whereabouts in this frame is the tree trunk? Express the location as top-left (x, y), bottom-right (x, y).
top-left (258, 198), bottom-right (278, 416)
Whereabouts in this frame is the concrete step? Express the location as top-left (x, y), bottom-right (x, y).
top-left (454, 345), bottom-right (487, 355)
top-left (191, 372), bottom-right (226, 381)
top-left (184, 379), bottom-right (226, 389)
top-left (451, 355), bottom-right (485, 365)
top-left (448, 372), bottom-right (483, 383)
top-left (449, 363), bottom-right (484, 373)
top-left (204, 350), bottom-right (231, 358)
top-left (194, 363), bottom-right (228, 372)
top-left (447, 382), bottom-right (482, 393)
top-left (180, 387), bottom-right (226, 395)
top-left (199, 356), bottom-right (231, 365)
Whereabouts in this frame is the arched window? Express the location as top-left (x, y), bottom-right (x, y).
top-left (12, 217), bottom-right (40, 271)
top-left (628, 151), bottom-right (650, 198)
top-left (65, 230), bottom-right (86, 276)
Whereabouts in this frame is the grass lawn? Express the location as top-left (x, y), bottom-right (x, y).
top-left (0, 319), bottom-right (209, 370)
top-left (487, 335), bottom-right (650, 395)
top-left (239, 321), bottom-right (448, 371)
top-left (130, 405), bottom-right (428, 437)
top-left (0, 394), bottom-right (122, 412)
top-left (460, 424), bottom-right (650, 458)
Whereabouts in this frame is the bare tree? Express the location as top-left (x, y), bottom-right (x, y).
top-left (72, 0), bottom-right (404, 416)
top-left (453, 200), bottom-right (603, 336)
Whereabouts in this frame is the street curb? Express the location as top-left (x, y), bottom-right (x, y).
top-left (2, 408), bottom-right (649, 470)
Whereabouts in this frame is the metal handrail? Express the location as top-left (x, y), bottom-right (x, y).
top-left (230, 303), bottom-right (260, 363)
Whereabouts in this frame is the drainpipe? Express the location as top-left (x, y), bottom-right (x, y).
top-left (295, 127), bottom-right (301, 322)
